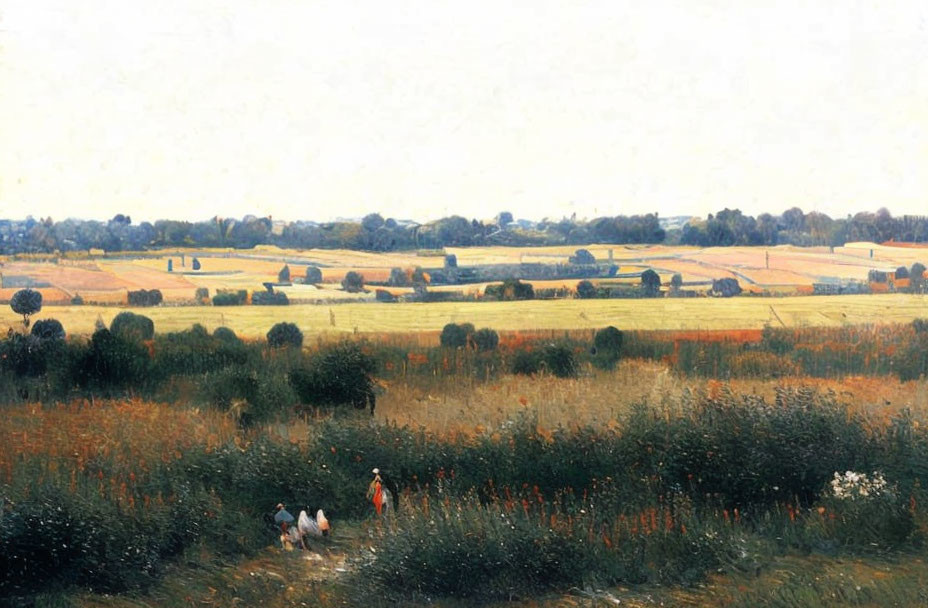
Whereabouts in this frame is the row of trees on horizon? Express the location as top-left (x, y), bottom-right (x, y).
top-left (2, 207), bottom-right (927, 255)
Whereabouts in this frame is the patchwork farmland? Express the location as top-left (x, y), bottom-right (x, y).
top-left (1, 242), bottom-right (927, 336)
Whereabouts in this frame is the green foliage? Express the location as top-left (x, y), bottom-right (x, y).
top-left (305, 266), bottom-right (323, 283)
top-left (212, 326), bottom-right (239, 342)
top-left (359, 493), bottom-right (744, 602)
top-left (387, 267), bottom-right (409, 287)
top-left (540, 343), bottom-right (579, 378)
top-left (592, 325), bottom-right (623, 370)
top-left (511, 349), bottom-right (541, 375)
top-left (78, 329), bottom-right (152, 390)
top-left (251, 290), bottom-right (289, 305)
top-left (341, 271), bottom-right (365, 293)
top-left (0, 481), bottom-right (217, 597)
top-left (152, 324), bottom-right (253, 377)
top-left (127, 289), bottom-right (163, 306)
top-left (576, 279), bottom-right (596, 299)
top-left (277, 264), bottom-right (290, 282)
top-left (711, 277), bottom-right (742, 297)
top-left (266, 322), bottom-right (303, 348)
top-left (212, 290), bottom-right (247, 306)
top-left (289, 342), bottom-right (376, 411)
top-left (472, 328), bottom-right (499, 351)
top-left (10, 288), bottom-right (42, 327)
top-left (0, 334), bottom-right (52, 377)
top-left (484, 278), bottom-right (534, 301)
top-left (439, 322), bottom-right (474, 348)
top-left (192, 257), bottom-right (201, 270)
top-left (640, 269), bottom-right (662, 296)
top-left (200, 366), bottom-right (297, 425)
top-left (110, 311), bottom-right (154, 341)
top-left (569, 248), bottom-right (596, 264)
top-left (31, 318), bottom-right (65, 341)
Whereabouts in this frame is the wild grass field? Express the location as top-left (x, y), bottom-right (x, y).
top-left (4, 356), bottom-right (928, 607)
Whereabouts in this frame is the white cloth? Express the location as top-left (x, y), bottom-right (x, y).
top-left (298, 509), bottom-right (330, 537)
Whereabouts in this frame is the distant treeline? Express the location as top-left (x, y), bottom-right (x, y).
top-left (2, 207), bottom-right (927, 254)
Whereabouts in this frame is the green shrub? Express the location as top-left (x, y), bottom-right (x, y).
top-left (110, 311), bottom-right (155, 341)
top-left (305, 266), bottom-right (323, 283)
top-left (0, 334), bottom-right (51, 377)
top-left (289, 342), bottom-right (376, 411)
top-left (484, 279), bottom-right (534, 301)
top-left (472, 328), bottom-right (499, 351)
top-left (592, 326), bottom-right (623, 370)
top-left (576, 279), bottom-right (596, 299)
top-left (540, 343), bottom-right (578, 378)
top-left (510, 349), bottom-right (541, 375)
top-left (201, 366), bottom-right (297, 425)
top-left (213, 326), bottom-right (239, 342)
top-left (342, 271), bottom-right (365, 293)
top-left (78, 329), bottom-right (151, 390)
top-left (127, 289), bottom-right (163, 307)
top-left (30, 319), bottom-right (65, 341)
top-left (251, 291), bottom-right (289, 305)
top-left (152, 325), bottom-right (252, 377)
top-left (439, 322), bottom-right (474, 348)
top-left (266, 322), bottom-right (303, 348)
top-left (640, 269), bottom-right (661, 296)
top-left (212, 290), bottom-right (247, 306)
top-left (808, 471), bottom-right (915, 551)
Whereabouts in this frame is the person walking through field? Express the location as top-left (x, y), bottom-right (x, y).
top-left (367, 469), bottom-right (385, 516)
top-left (367, 468), bottom-right (399, 516)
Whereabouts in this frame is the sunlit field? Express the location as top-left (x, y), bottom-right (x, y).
top-left (2, 293), bottom-right (927, 338)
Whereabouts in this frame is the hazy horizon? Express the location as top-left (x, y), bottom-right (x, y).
top-left (2, 1), bottom-right (926, 224)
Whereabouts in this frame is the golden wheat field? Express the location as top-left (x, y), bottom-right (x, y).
top-left (1, 292), bottom-right (926, 338)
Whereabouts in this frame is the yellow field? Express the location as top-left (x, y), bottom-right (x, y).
top-left (2, 293), bottom-right (926, 338)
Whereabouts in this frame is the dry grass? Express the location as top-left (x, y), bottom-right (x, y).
top-left (375, 359), bottom-right (682, 434)
top-left (374, 359), bottom-right (928, 436)
top-left (0, 399), bottom-right (237, 486)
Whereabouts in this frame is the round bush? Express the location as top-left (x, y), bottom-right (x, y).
top-left (576, 280), bottom-right (596, 299)
top-left (31, 318), bottom-right (66, 341)
top-left (440, 323), bottom-right (471, 348)
top-left (267, 322), bottom-right (303, 348)
top-left (213, 326), bottom-right (239, 343)
top-left (305, 266), bottom-right (323, 284)
top-left (472, 328), bottom-right (499, 351)
top-left (110, 311), bottom-right (155, 341)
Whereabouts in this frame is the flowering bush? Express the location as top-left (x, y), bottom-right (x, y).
top-left (829, 471), bottom-right (890, 501)
top-left (811, 470), bottom-right (914, 551)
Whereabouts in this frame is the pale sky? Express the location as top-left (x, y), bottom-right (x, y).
top-left (1, 1), bottom-right (926, 224)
